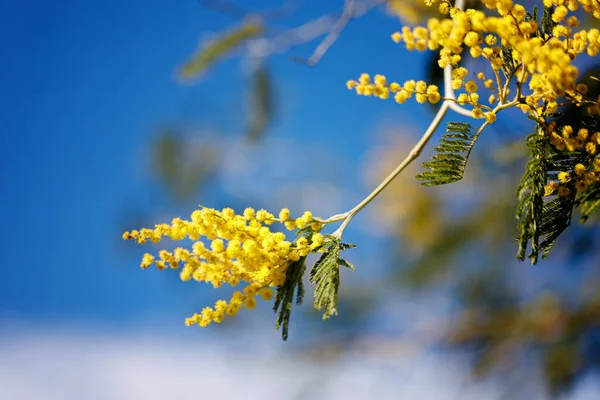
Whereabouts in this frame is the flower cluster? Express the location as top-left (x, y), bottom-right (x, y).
top-left (347, 70), bottom-right (499, 122)
top-left (545, 125), bottom-right (600, 196)
top-left (346, 73), bottom-right (442, 104)
top-left (123, 206), bottom-right (324, 327)
top-left (350, 0), bottom-right (600, 119)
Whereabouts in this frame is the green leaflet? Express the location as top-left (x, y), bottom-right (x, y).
top-left (539, 194), bottom-right (576, 259)
top-left (178, 23), bottom-right (263, 79)
top-left (416, 122), bottom-right (478, 186)
top-left (273, 228), bottom-right (354, 340)
top-left (500, 44), bottom-right (516, 79)
top-left (540, 6), bottom-right (557, 37)
top-left (273, 256), bottom-right (306, 341)
top-left (516, 132), bottom-right (548, 263)
top-left (515, 118), bottom-right (599, 264)
top-left (310, 236), bottom-right (356, 321)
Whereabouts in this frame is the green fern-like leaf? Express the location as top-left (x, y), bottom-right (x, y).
top-left (273, 226), bottom-right (333, 340)
top-left (540, 6), bottom-right (556, 37)
top-left (539, 193), bottom-right (575, 259)
top-left (273, 256), bottom-right (306, 341)
top-left (310, 236), bottom-right (356, 321)
top-left (516, 132), bottom-right (548, 264)
top-left (525, 6), bottom-right (542, 39)
top-left (516, 108), bottom-right (600, 264)
top-left (416, 122), bottom-right (478, 186)
top-left (500, 45), bottom-right (516, 79)
top-left (516, 128), bottom-right (586, 263)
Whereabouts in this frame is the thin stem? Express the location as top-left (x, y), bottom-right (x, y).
top-left (292, 0), bottom-right (386, 66)
top-left (327, 0), bottom-right (471, 238)
top-left (296, 0), bottom-right (355, 66)
top-left (443, 60), bottom-right (474, 117)
top-left (328, 96), bottom-right (518, 238)
top-left (448, 101), bottom-right (474, 117)
top-left (331, 100), bottom-right (451, 238)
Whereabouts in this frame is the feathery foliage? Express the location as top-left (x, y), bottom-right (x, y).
top-left (416, 122), bottom-right (477, 186)
top-left (516, 114), bottom-right (600, 263)
top-left (538, 194), bottom-right (576, 259)
top-left (516, 131), bottom-right (548, 264)
top-left (310, 236), bottom-right (356, 321)
top-left (540, 5), bottom-right (557, 37)
top-left (526, 6), bottom-right (539, 36)
top-left (500, 44), bottom-right (516, 79)
top-left (273, 255), bottom-right (306, 341)
top-left (515, 131), bottom-right (580, 263)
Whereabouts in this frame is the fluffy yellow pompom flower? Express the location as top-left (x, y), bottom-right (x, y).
top-left (124, 206), bottom-right (322, 328)
top-left (348, 73), bottom-right (443, 105)
top-left (558, 172), bottom-right (571, 183)
top-left (544, 181), bottom-right (559, 196)
top-left (574, 163), bottom-right (587, 177)
top-left (140, 253), bottom-right (154, 269)
top-left (472, 108), bottom-right (485, 119)
top-left (464, 80), bottom-right (478, 93)
top-left (485, 112), bottom-right (497, 123)
top-left (260, 288), bottom-right (275, 301)
top-left (279, 208), bottom-right (291, 221)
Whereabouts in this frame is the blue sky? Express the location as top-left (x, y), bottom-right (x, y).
top-left (0, 0), bottom-right (435, 328)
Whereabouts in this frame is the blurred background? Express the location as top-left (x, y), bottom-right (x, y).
top-left (2, 0), bottom-right (600, 398)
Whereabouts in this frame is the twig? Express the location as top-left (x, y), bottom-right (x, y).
top-left (268, 15), bottom-right (338, 55)
top-left (291, 0), bottom-right (356, 66)
top-left (292, 0), bottom-right (386, 67)
top-left (444, 64), bottom-right (476, 118)
top-left (331, 99), bottom-right (452, 238)
top-left (195, 0), bottom-right (385, 66)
